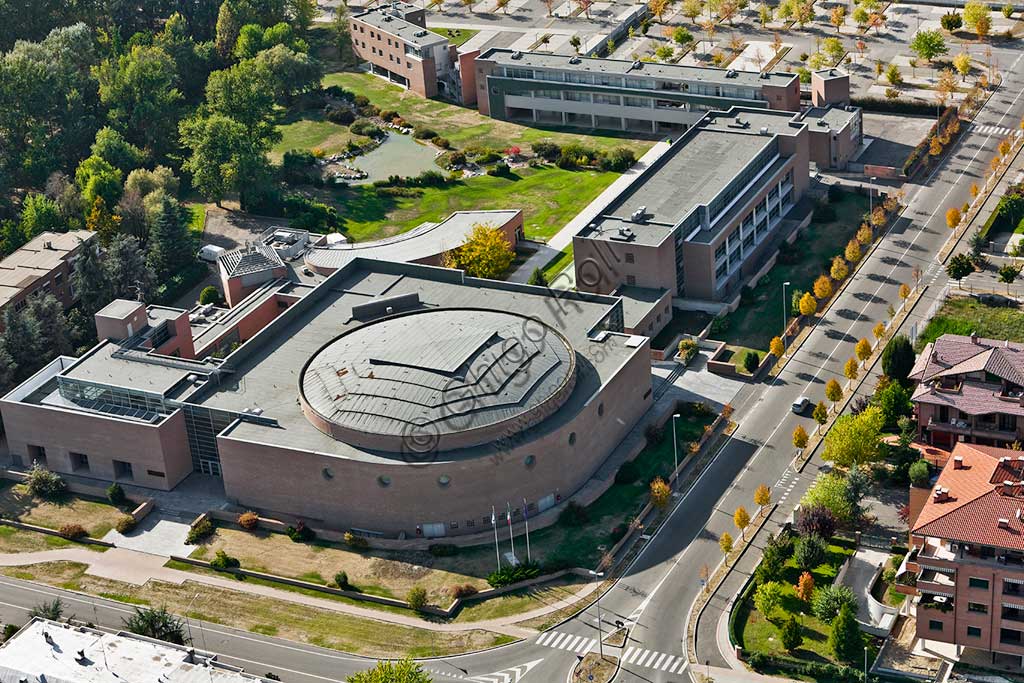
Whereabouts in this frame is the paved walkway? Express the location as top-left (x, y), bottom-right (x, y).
top-left (840, 547), bottom-right (893, 632)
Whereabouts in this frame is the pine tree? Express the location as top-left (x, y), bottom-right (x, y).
top-left (781, 615), bottom-right (804, 652)
top-left (27, 294), bottom-right (72, 359)
top-left (146, 196), bottom-right (194, 281)
top-left (105, 234), bottom-right (155, 302)
top-left (828, 603), bottom-right (861, 662)
top-left (71, 240), bottom-right (112, 317)
top-left (1, 308), bottom-right (41, 384)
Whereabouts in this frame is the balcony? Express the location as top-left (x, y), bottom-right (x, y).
top-left (917, 568), bottom-right (955, 594)
top-left (1003, 608), bottom-right (1024, 624)
top-left (918, 593), bottom-right (955, 613)
top-left (927, 417), bottom-right (1018, 443)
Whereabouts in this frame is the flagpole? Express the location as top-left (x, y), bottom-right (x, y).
top-left (523, 498), bottom-right (531, 564)
top-left (507, 502), bottom-right (516, 562)
top-left (492, 506), bottom-right (501, 571)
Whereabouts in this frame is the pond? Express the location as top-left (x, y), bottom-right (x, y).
top-left (347, 133), bottom-right (440, 184)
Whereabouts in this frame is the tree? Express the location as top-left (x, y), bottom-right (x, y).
top-left (795, 571), bottom-right (814, 602)
top-left (954, 51), bottom-right (971, 80)
top-left (743, 350), bottom-right (760, 374)
top-left (999, 263), bottom-right (1022, 293)
top-left (963, 0), bottom-right (991, 34)
top-left (946, 206), bottom-right (961, 229)
top-left (18, 194), bottom-right (62, 239)
top-left (655, 45), bottom-right (675, 61)
top-left (936, 69), bottom-right (957, 108)
top-left (801, 473), bottom-right (854, 522)
top-left (875, 381), bottom-right (913, 428)
top-left (734, 506), bottom-right (751, 539)
top-left (125, 166), bottom-right (180, 201)
top-left (941, 11), bottom-right (963, 31)
top-left (347, 659), bottom-right (433, 683)
top-left (86, 197), bottom-right (122, 246)
top-left (754, 581), bottom-right (783, 619)
top-left (719, 531), bottom-right (734, 556)
top-left (794, 534), bottom-right (826, 570)
top-left (105, 234), bottom-right (155, 301)
top-left (72, 239), bottom-right (111, 316)
top-left (872, 321), bottom-right (886, 341)
top-left (759, 4), bottom-right (773, 26)
top-left (813, 401), bottom-right (828, 433)
top-left (650, 477), bottom-right (672, 509)
top-left (770, 336), bottom-right (784, 359)
top-left (823, 405), bottom-right (885, 467)
top-left (844, 357), bottom-right (859, 384)
top-left (946, 252), bottom-right (974, 285)
top-left (793, 425), bottom-right (809, 449)
top-left (825, 378), bottom-right (844, 410)
top-left (29, 598), bottom-right (66, 621)
top-left (930, 136), bottom-right (944, 157)
top-left (781, 615), bottom-right (803, 652)
top-left (27, 294), bottom-right (71, 360)
top-left (146, 195), bottom-right (194, 281)
top-left (527, 267), bottom-right (547, 286)
top-left (1, 309), bottom-right (40, 385)
top-left (122, 606), bottom-right (188, 645)
top-left (822, 37), bottom-right (845, 66)
top-left (650, 0), bottom-right (670, 20)
top-left (812, 274), bottom-right (832, 300)
top-left (910, 29), bottom-right (948, 62)
top-left (234, 23), bottom-right (266, 58)
top-left (798, 504), bottom-right (837, 539)
top-left (853, 5), bottom-right (869, 25)
top-left (179, 114), bottom-right (260, 206)
top-left (216, 0), bottom-right (243, 57)
top-left (830, 5), bottom-right (846, 31)
top-left (857, 223), bottom-right (873, 246)
top-left (799, 291), bottom-right (817, 317)
top-left (829, 604), bottom-right (861, 662)
top-left (899, 282), bottom-right (911, 303)
top-left (754, 484), bottom-right (772, 509)
top-left (683, 0), bottom-right (704, 22)
top-left (845, 239), bottom-right (862, 263)
top-left (855, 337), bottom-right (872, 366)
top-left (199, 286), bottom-right (223, 305)
top-left (830, 256), bottom-right (848, 282)
top-left (91, 127), bottom-right (146, 175)
top-left (75, 155), bottom-right (123, 210)
top-left (288, 0), bottom-right (318, 32)
top-left (443, 224), bottom-right (515, 279)
top-left (909, 460), bottom-right (931, 487)
top-left (674, 26), bottom-right (695, 47)
top-left (205, 59), bottom-right (277, 130)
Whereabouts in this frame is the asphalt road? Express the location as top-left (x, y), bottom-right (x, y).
top-left (9, 50), bottom-right (1024, 683)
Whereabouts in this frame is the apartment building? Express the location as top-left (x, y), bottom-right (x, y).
top-left (473, 48), bottom-right (801, 134)
top-left (907, 442), bottom-right (1024, 667)
top-left (0, 230), bottom-right (93, 328)
top-left (910, 333), bottom-right (1024, 450)
top-left (350, 2), bottom-right (462, 99)
top-left (572, 107), bottom-right (810, 303)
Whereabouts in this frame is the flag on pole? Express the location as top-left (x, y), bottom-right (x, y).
top-left (507, 501), bottom-right (516, 562)
top-left (491, 505), bottom-right (501, 571)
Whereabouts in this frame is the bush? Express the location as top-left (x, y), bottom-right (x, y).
top-left (532, 141), bottom-right (561, 161)
top-left (432, 137), bottom-right (451, 149)
top-left (811, 583), bottom-right (857, 621)
top-left (413, 127), bottom-right (438, 139)
top-left (349, 119), bottom-right (381, 137)
top-left (2, 623), bottom-right (17, 641)
top-left (25, 464), bottom-right (66, 500)
top-left (325, 106), bottom-right (355, 125)
top-left (743, 350), bottom-right (761, 374)
top-left (59, 523), bottom-right (87, 540)
top-left (487, 561), bottom-right (542, 588)
top-left (428, 543), bottom-right (458, 557)
top-left (909, 459), bottom-right (931, 487)
top-left (198, 286), bottom-right (222, 306)
top-left (286, 521), bottom-right (316, 543)
top-left (798, 505), bottom-right (837, 539)
top-left (615, 460), bottom-right (642, 484)
top-left (185, 518), bottom-right (214, 545)
top-left (678, 338), bottom-right (699, 364)
top-left (379, 109), bottom-right (399, 121)
top-left (488, 161), bottom-right (511, 177)
top-left (334, 570), bottom-right (350, 589)
top-left (558, 501), bottom-right (589, 527)
top-left (106, 483), bottom-right (127, 506)
top-left (407, 586), bottom-right (429, 611)
top-left (449, 583), bottom-right (478, 599)
top-left (474, 151), bottom-right (501, 164)
top-left (644, 423), bottom-right (665, 445)
top-left (115, 515), bottom-right (136, 534)
top-left (794, 534), bottom-right (827, 570)
top-left (344, 531), bottom-right (369, 549)
top-left (237, 511), bottom-right (259, 531)
top-left (598, 147), bottom-right (636, 172)
top-left (210, 549), bottom-right (240, 570)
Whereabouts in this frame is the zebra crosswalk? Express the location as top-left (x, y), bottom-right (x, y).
top-left (974, 124), bottom-right (1016, 138)
top-left (534, 630), bottom-right (687, 674)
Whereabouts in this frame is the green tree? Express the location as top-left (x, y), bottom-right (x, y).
top-left (822, 37), bottom-right (845, 66)
top-left (794, 534), bottom-right (826, 570)
top-left (199, 286), bottom-right (223, 305)
top-left (29, 598), bottom-right (65, 621)
top-left (146, 196), bottom-right (195, 281)
top-left (234, 23), bottom-right (265, 58)
top-left (91, 127), bottom-right (146, 174)
top-left (105, 234), bottom-right (155, 301)
top-left (180, 114), bottom-right (251, 205)
top-left (743, 350), bottom-right (760, 374)
top-left (781, 616), bottom-right (803, 652)
top-left (941, 11), bottom-right (963, 30)
top-left (442, 224), bottom-right (515, 279)
top-left (1, 308), bottom-right (41, 384)
top-left (288, 0), bottom-right (319, 32)
top-left (874, 381), bottom-right (912, 428)
top-left (910, 29), bottom-right (948, 62)
top-left (347, 659), bottom-right (432, 682)
top-left (216, 0), bottom-right (243, 57)
top-left (27, 293), bottom-right (71, 360)
top-left (75, 155), bottom-right (123, 210)
top-left (885, 62), bottom-right (903, 86)
top-left (253, 44), bottom-right (324, 104)
top-left (407, 586), bottom-right (428, 611)
top-left (909, 459), bottom-right (931, 487)
top-left (801, 473), bottom-right (854, 522)
top-left (122, 606), bottom-right (188, 645)
top-left (946, 253), bottom-right (974, 285)
top-left (881, 334), bottom-right (915, 380)
top-left (19, 194), bottom-right (62, 238)
top-left (527, 267), bottom-right (547, 286)
top-left (96, 45), bottom-right (184, 158)
top-left (829, 604), bottom-right (861, 662)
top-left (674, 26), bottom-right (694, 46)
top-left (125, 166), bottom-right (180, 200)
top-left (71, 239), bottom-right (112, 316)
top-left (963, 0), bottom-right (991, 32)
top-left (823, 405), bottom-right (884, 467)
top-left (754, 581), bottom-right (783, 619)
top-left (998, 263), bottom-right (1022, 293)
top-left (204, 60), bottom-right (277, 132)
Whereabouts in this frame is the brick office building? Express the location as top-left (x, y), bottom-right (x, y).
top-left (0, 230), bottom-right (94, 328)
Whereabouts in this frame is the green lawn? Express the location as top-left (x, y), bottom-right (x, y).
top-left (186, 203), bottom-right (206, 235)
top-left (322, 71), bottom-right (654, 156)
top-left (724, 345), bottom-right (763, 374)
top-left (428, 26), bottom-right (479, 47)
top-left (541, 245), bottom-right (574, 282)
top-left (273, 110), bottom-right (360, 161)
top-left (736, 538), bottom-right (867, 665)
top-left (916, 296), bottom-right (1024, 349)
top-left (331, 165), bottom-right (618, 242)
top-left (717, 193), bottom-right (871, 353)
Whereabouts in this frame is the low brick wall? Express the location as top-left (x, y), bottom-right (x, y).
top-left (129, 499), bottom-right (156, 524)
top-left (0, 517), bottom-right (115, 548)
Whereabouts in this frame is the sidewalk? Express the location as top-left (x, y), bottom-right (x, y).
top-left (693, 665), bottom-right (805, 683)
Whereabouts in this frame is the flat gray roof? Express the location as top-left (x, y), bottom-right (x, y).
top-left (616, 285), bottom-right (668, 329)
top-left (802, 105), bottom-right (858, 131)
top-left (479, 48), bottom-right (797, 88)
top-left (353, 6), bottom-right (448, 47)
top-left (96, 298), bottom-right (143, 319)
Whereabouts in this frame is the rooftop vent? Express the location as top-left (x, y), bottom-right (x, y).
top-left (414, 29), bottom-right (428, 36)
top-left (76, 649), bottom-right (87, 663)
top-left (631, 60), bottom-right (643, 70)
top-left (725, 69), bottom-right (738, 78)
top-left (383, 14), bottom-right (393, 21)
top-left (630, 206), bottom-right (647, 223)
top-left (760, 72), bottom-right (770, 79)
top-left (569, 55), bottom-right (581, 64)
top-left (1000, 518), bottom-right (1011, 529)
top-left (953, 455), bottom-right (963, 469)
top-left (817, 119), bottom-right (830, 127)
top-left (510, 51), bottom-right (523, 60)
top-left (759, 126), bottom-right (770, 135)
top-left (933, 488), bottom-right (949, 502)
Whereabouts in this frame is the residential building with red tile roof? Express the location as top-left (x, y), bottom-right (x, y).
top-left (911, 333), bottom-right (1024, 450)
top-left (905, 442), bottom-right (1024, 666)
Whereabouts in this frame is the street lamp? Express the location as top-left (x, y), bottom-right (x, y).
top-left (782, 281), bottom-right (791, 347)
top-left (868, 177), bottom-right (877, 215)
top-left (671, 413), bottom-right (681, 473)
top-left (589, 570), bottom-right (606, 659)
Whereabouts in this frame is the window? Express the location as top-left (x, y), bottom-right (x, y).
top-left (968, 626), bottom-right (982, 637)
top-left (27, 444), bottom-right (47, 465)
top-left (70, 452), bottom-right (89, 472)
top-left (568, 432), bottom-right (577, 446)
top-left (147, 470), bottom-right (165, 478)
top-left (626, 275), bottom-right (636, 285)
top-left (969, 577), bottom-right (990, 590)
top-left (928, 620), bottom-right (943, 632)
top-left (113, 459), bottom-right (134, 481)
top-left (466, 519), bottom-right (475, 527)
top-left (968, 602), bottom-right (988, 614)
top-left (625, 252), bottom-right (635, 264)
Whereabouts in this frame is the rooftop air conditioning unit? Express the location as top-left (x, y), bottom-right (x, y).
top-left (726, 69), bottom-right (737, 78)
top-left (511, 51), bottom-right (523, 60)
top-left (569, 56), bottom-right (581, 64)
top-left (632, 60), bottom-right (642, 70)
top-left (759, 126), bottom-right (770, 135)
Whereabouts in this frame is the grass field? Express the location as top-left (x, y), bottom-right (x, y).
top-left (735, 537), bottom-right (869, 664)
top-left (1, 561), bottom-right (512, 658)
top-left (331, 165), bottom-right (618, 241)
top-left (428, 26), bottom-right (479, 47)
top-left (454, 576), bottom-right (587, 623)
top-left (541, 245), bottom-right (574, 283)
top-left (717, 193), bottom-right (871, 353)
top-left (0, 481), bottom-right (125, 539)
top-left (916, 296), bottom-right (1024, 349)
top-left (321, 71), bottom-right (654, 156)
top-left (272, 110), bottom-right (361, 162)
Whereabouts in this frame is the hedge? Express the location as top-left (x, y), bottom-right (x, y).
top-left (902, 106), bottom-right (959, 178)
top-left (850, 97), bottom-right (939, 115)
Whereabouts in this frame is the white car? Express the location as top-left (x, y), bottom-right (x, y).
top-left (792, 396), bottom-right (811, 414)
top-left (197, 244), bottom-right (226, 263)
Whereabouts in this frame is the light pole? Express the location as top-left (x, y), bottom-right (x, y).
top-left (589, 570), bottom-right (606, 659)
top-left (671, 413), bottom-right (680, 473)
top-left (864, 646), bottom-right (868, 683)
top-left (868, 177), bottom-right (877, 215)
top-left (184, 593), bottom-right (200, 649)
top-left (782, 281), bottom-right (791, 347)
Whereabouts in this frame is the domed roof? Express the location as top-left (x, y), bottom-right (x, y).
top-left (299, 308), bottom-right (576, 454)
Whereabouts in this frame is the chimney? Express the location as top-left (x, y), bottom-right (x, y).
top-left (934, 488), bottom-right (949, 502)
top-left (953, 455), bottom-right (963, 469)
top-left (971, 331), bottom-right (979, 344)
top-left (999, 518), bottom-right (1011, 529)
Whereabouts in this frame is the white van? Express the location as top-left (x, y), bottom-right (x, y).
top-left (197, 244), bottom-right (226, 263)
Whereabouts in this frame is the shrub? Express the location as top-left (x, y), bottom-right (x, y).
top-left (407, 586), bottom-right (429, 610)
top-left (353, 95), bottom-right (370, 107)
top-left (811, 583), bottom-right (857, 621)
top-left (615, 460), bottom-right (642, 484)
top-left (342, 531), bottom-right (368, 549)
top-left (349, 119), bottom-right (381, 137)
top-left (797, 505), bottom-right (837, 539)
top-left (598, 147), bottom-right (636, 172)
top-left (237, 511), bottom-right (259, 531)
top-left (379, 109), bottom-right (399, 121)
top-left (794, 534), bottom-right (827, 570)
top-left (432, 137), bottom-right (451, 149)
top-left (532, 141), bottom-right (561, 161)
top-left (325, 106), bottom-right (355, 125)
top-left (59, 523), bottom-right (87, 540)
top-left (210, 549), bottom-right (240, 570)
top-left (2, 623), bottom-right (17, 641)
top-left (413, 127), bottom-right (438, 139)
top-left (429, 543), bottom-right (458, 557)
top-left (678, 338), bottom-right (699, 363)
top-left (198, 286), bottom-right (222, 306)
top-left (25, 463), bottom-right (67, 500)
top-left (286, 520), bottom-right (315, 543)
top-left (449, 583), bottom-right (478, 599)
top-left (115, 515), bottom-right (136, 534)
top-left (334, 570), bottom-right (350, 589)
top-left (106, 483), bottom-right (127, 506)
top-left (488, 161), bottom-right (510, 176)
top-left (909, 459), bottom-right (931, 487)
top-left (474, 151), bottom-right (501, 164)
top-left (185, 518), bottom-right (214, 545)
top-left (743, 350), bottom-right (761, 374)
top-left (780, 615), bottom-right (803, 652)
top-left (558, 501), bottom-right (589, 527)
top-left (487, 562), bottom-right (542, 588)
top-left (644, 423), bottom-right (665, 445)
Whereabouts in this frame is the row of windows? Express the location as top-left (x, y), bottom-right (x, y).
top-left (26, 446), bottom-right (163, 481)
top-left (497, 66), bottom-right (761, 101)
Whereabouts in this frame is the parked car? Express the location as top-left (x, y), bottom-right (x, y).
top-left (197, 244), bottom-right (226, 263)
top-left (792, 396), bottom-right (811, 414)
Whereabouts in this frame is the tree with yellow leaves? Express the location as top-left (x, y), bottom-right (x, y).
top-left (1000, 139), bottom-right (1012, 157)
top-left (929, 136), bottom-right (943, 156)
top-left (795, 571), bottom-right (815, 602)
top-left (442, 224), bottom-right (515, 279)
top-left (825, 378), bottom-right (844, 411)
top-left (720, 531), bottom-right (734, 558)
top-left (970, 182), bottom-right (980, 198)
top-left (650, 477), bottom-right (672, 510)
top-left (844, 357), bottom-right (859, 384)
top-left (754, 484), bottom-right (772, 508)
top-left (734, 506), bottom-right (751, 539)
top-left (899, 283), bottom-right (911, 302)
top-left (799, 291), bottom-right (818, 317)
top-left (793, 424), bottom-right (809, 449)
top-left (830, 256), bottom-right (848, 282)
top-left (770, 336), bottom-right (785, 359)
top-left (813, 274), bottom-right (833, 299)
top-left (845, 239), bottom-right (862, 263)
top-left (856, 223), bottom-right (873, 246)
top-left (856, 337), bottom-right (872, 365)
top-left (946, 206), bottom-right (961, 229)
top-left (873, 321), bottom-right (886, 341)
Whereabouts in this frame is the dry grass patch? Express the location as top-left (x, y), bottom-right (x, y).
top-left (0, 481), bottom-right (124, 538)
top-left (2, 562), bottom-right (513, 658)
top-left (0, 525), bottom-right (76, 553)
top-left (454, 576), bottom-right (586, 623)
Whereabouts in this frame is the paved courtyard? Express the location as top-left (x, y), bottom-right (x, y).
top-left (103, 512), bottom-right (194, 559)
